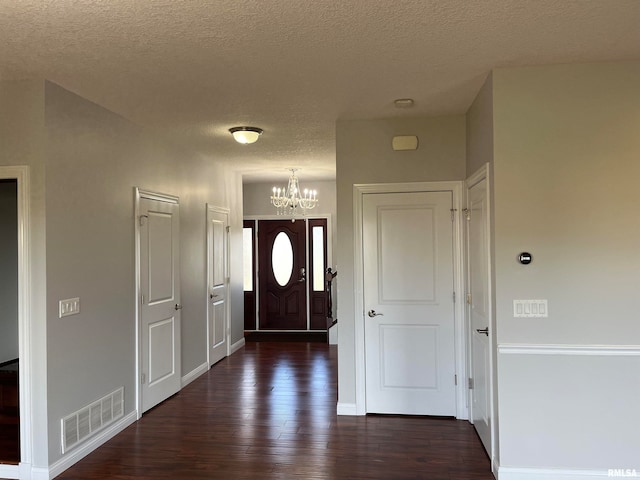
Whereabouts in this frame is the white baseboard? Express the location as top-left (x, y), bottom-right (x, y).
top-left (30, 466), bottom-right (49, 480)
top-left (498, 466), bottom-right (614, 479)
top-left (48, 410), bottom-right (137, 479)
top-left (328, 323), bottom-right (338, 345)
top-left (492, 458), bottom-right (500, 479)
top-left (0, 464), bottom-right (19, 480)
top-left (181, 362), bottom-right (208, 388)
top-left (0, 460), bottom-right (60, 479)
top-left (230, 337), bottom-right (245, 354)
top-left (336, 402), bottom-right (358, 416)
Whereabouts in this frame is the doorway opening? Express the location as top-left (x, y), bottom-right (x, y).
top-left (243, 217), bottom-right (330, 335)
top-left (0, 179), bottom-right (19, 465)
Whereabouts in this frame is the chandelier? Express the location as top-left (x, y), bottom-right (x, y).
top-left (270, 169), bottom-right (318, 218)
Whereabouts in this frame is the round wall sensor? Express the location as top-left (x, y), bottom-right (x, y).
top-left (518, 252), bottom-right (532, 265)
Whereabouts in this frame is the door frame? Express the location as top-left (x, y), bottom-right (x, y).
top-left (243, 214), bottom-right (333, 332)
top-left (465, 163), bottom-right (496, 467)
top-left (353, 181), bottom-right (467, 418)
top-left (0, 166), bottom-right (33, 478)
top-left (134, 187), bottom-right (180, 419)
top-left (206, 204), bottom-right (231, 366)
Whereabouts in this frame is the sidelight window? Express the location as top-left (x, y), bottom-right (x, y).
top-left (312, 226), bottom-right (325, 292)
top-left (242, 226), bottom-right (253, 291)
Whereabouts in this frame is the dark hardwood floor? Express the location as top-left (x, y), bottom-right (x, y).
top-left (0, 360), bottom-right (20, 465)
top-left (56, 341), bottom-right (494, 479)
top-left (0, 414), bottom-right (19, 465)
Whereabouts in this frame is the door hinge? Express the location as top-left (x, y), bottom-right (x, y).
top-left (466, 293), bottom-right (472, 305)
top-left (141, 373), bottom-right (146, 385)
top-left (140, 294), bottom-right (145, 305)
top-left (453, 291), bottom-right (456, 303)
top-left (468, 378), bottom-right (474, 390)
top-left (450, 208), bottom-right (456, 222)
top-left (139, 214), bottom-right (149, 227)
top-left (454, 374), bottom-right (458, 386)
top-left (226, 226), bottom-right (230, 233)
top-left (462, 208), bottom-right (471, 221)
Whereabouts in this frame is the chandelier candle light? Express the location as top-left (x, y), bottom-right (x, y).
top-left (271, 169), bottom-right (318, 220)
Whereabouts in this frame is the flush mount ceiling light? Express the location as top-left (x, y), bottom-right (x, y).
top-left (229, 126), bottom-right (263, 144)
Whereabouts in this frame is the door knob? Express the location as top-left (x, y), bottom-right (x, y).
top-left (298, 267), bottom-right (306, 283)
top-left (367, 309), bottom-right (383, 318)
top-left (175, 304), bottom-right (183, 310)
top-left (476, 327), bottom-right (489, 336)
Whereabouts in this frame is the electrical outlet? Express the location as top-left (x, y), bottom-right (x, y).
top-left (59, 297), bottom-right (80, 318)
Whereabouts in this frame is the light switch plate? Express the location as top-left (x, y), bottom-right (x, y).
top-left (513, 299), bottom-right (548, 318)
top-left (59, 297), bottom-right (80, 318)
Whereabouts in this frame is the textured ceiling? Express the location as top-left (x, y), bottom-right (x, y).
top-left (1, 0), bottom-right (639, 182)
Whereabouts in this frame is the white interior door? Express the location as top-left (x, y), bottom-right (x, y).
top-left (138, 193), bottom-right (181, 413)
top-left (467, 175), bottom-right (492, 454)
top-left (207, 206), bottom-right (229, 366)
top-left (363, 191), bottom-right (456, 415)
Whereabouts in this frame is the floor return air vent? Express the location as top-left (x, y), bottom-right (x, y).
top-left (61, 387), bottom-right (124, 453)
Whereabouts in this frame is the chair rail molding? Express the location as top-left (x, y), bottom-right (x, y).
top-left (498, 344), bottom-right (640, 356)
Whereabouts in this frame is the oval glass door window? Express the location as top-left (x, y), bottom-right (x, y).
top-left (272, 232), bottom-right (294, 286)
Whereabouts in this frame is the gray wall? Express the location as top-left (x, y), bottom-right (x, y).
top-left (0, 82), bottom-right (242, 466)
top-left (465, 72), bottom-right (499, 467)
top-left (42, 81), bottom-right (243, 464)
top-left (0, 180), bottom-right (18, 364)
top-left (0, 78), bottom-right (246, 470)
top-left (243, 179), bottom-right (337, 265)
top-left (492, 62), bottom-right (640, 470)
top-left (0, 79), bottom-right (49, 467)
top-left (466, 73), bottom-right (494, 176)
top-left (1, 79), bottom-right (245, 467)
top-left (243, 179), bottom-right (336, 218)
top-left (243, 180), bottom-right (338, 324)
top-left (335, 115), bottom-right (466, 409)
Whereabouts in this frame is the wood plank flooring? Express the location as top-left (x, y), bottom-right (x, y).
top-left (0, 361), bottom-right (20, 465)
top-left (0, 414), bottom-right (19, 465)
top-left (56, 341), bottom-right (494, 479)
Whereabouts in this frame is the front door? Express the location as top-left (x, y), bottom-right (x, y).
top-left (467, 174), bottom-right (492, 454)
top-left (363, 191), bottom-right (456, 415)
top-left (207, 206), bottom-right (229, 366)
top-left (138, 192), bottom-right (181, 413)
top-left (258, 219), bottom-right (307, 330)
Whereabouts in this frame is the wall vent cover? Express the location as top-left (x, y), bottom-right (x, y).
top-left (61, 386), bottom-right (124, 454)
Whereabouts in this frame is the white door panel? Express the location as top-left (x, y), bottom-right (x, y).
top-left (379, 324), bottom-right (438, 389)
top-left (364, 191), bottom-right (456, 416)
top-left (378, 206), bottom-right (437, 303)
top-left (467, 175), bottom-right (492, 455)
top-left (207, 206), bottom-right (229, 366)
top-left (148, 317), bottom-right (176, 385)
top-left (139, 194), bottom-right (181, 413)
top-left (147, 211), bottom-right (175, 303)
